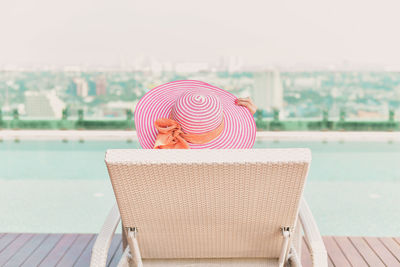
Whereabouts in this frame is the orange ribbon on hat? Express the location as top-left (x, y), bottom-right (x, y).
top-left (153, 118), bottom-right (224, 149)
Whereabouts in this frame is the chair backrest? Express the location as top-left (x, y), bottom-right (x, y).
top-left (105, 149), bottom-right (311, 259)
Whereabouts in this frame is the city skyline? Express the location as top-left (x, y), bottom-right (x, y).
top-left (1, 70), bottom-right (399, 120)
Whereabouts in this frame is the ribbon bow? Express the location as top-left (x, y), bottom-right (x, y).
top-left (153, 118), bottom-right (224, 149)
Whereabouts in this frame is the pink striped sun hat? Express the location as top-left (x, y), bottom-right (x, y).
top-left (134, 80), bottom-right (256, 149)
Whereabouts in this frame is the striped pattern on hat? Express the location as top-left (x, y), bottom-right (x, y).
top-left (134, 80), bottom-right (256, 149)
top-left (171, 89), bottom-right (223, 134)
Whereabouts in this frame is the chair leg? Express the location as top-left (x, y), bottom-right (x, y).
top-left (125, 227), bottom-right (143, 267)
top-left (288, 246), bottom-right (302, 267)
top-left (278, 227), bottom-right (291, 267)
top-left (122, 223), bottom-right (128, 250)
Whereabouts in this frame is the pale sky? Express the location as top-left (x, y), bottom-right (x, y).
top-left (1, 0), bottom-right (400, 69)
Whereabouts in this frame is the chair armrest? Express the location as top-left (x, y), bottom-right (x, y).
top-left (299, 198), bottom-right (328, 267)
top-left (90, 203), bottom-right (121, 267)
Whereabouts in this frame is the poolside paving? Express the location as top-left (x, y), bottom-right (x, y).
top-left (1, 233), bottom-right (400, 266)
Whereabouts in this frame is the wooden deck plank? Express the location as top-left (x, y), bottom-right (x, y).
top-left (106, 234), bottom-right (122, 266)
top-left (349, 236), bottom-right (385, 267)
top-left (57, 234), bottom-right (95, 267)
top-left (39, 234), bottom-right (79, 266)
top-left (322, 236), bottom-right (351, 267)
top-left (328, 256), bottom-right (335, 267)
top-left (334, 236), bottom-right (368, 266)
top-left (364, 236), bottom-right (400, 266)
top-left (301, 239), bottom-right (312, 267)
top-left (4, 234), bottom-right (48, 267)
top-left (73, 234), bottom-right (122, 267)
top-left (2, 234), bottom-right (400, 267)
top-left (0, 233), bottom-right (34, 265)
top-left (21, 234), bottom-right (63, 267)
top-left (73, 235), bottom-right (96, 267)
top-left (380, 237), bottom-right (400, 262)
top-left (0, 234), bottom-right (20, 253)
top-left (108, 242), bottom-right (123, 267)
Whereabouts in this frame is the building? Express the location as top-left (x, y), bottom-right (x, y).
top-left (73, 78), bottom-right (89, 97)
top-left (253, 70), bottom-right (284, 114)
top-left (88, 80), bottom-right (97, 96)
top-left (95, 76), bottom-right (107, 96)
top-left (24, 91), bottom-right (66, 118)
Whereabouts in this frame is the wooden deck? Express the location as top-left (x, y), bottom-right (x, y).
top-left (1, 234), bottom-right (400, 266)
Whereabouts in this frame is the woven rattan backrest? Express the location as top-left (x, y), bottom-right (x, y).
top-left (105, 149), bottom-right (311, 259)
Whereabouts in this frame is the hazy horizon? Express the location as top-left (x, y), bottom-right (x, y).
top-left (1, 0), bottom-right (400, 70)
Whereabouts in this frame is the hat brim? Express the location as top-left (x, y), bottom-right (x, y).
top-left (134, 80), bottom-right (256, 149)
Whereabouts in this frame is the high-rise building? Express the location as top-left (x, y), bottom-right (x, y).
top-left (24, 91), bottom-right (66, 118)
top-left (73, 78), bottom-right (89, 97)
top-left (95, 76), bottom-right (107, 96)
top-left (253, 70), bottom-right (284, 114)
top-left (88, 80), bottom-right (97, 96)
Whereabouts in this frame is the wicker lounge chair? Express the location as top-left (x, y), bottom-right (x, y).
top-left (91, 149), bottom-right (327, 267)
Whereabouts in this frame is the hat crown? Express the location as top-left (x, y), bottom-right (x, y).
top-left (171, 89), bottom-right (223, 134)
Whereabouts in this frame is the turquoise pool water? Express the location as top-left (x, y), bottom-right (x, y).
top-left (1, 140), bottom-right (399, 236)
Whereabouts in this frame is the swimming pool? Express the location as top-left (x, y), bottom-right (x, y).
top-left (1, 139), bottom-right (399, 236)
